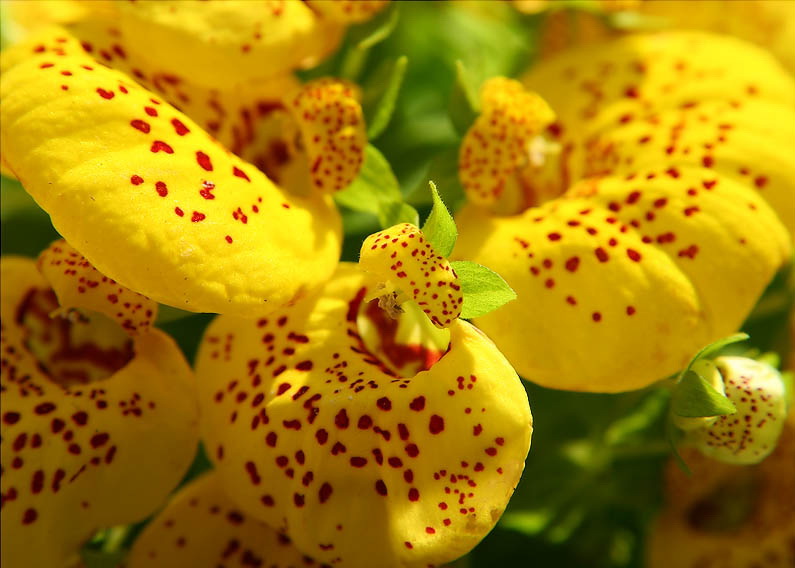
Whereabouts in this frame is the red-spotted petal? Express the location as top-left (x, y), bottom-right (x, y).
top-left (195, 263), bottom-right (532, 567)
top-left (128, 473), bottom-right (328, 568)
top-left (286, 78), bottom-right (367, 193)
top-left (459, 77), bottom-right (556, 212)
top-left (359, 224), bottom-right (463, 328)
top-left (455, 32), bottom-right (794, 392)
top-left (0, 256), bottom-right (198, 567)
top-left (38, 240), bottom-right (157, 336)
top-left (0, 29), bottom-right (341, 316)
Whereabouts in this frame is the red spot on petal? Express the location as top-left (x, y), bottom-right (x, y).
top-left (171, 118), bottom-right (189, 135)
top-left (196, 151), bottom-right (213, 171)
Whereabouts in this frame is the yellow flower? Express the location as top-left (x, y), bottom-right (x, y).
top-left (526, 0), bottom-right (795, 74)
top-left (647, 412), bottom-right (795, 568)
top-left (359, 223), bottom-right (464, 328)
top-left (0, 241), bottom-right (199, 567)
top-left (194, 262), bottom-right (532, 567)
top-left (0, 0), bottom-right (383, 316)
top-left (127, 472), bottom-right (315, 568)
top-left (455, 32), bottom-right (794, 392)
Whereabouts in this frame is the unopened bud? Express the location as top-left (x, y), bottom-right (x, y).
top-left (689, 357), bottom-right (788, 465)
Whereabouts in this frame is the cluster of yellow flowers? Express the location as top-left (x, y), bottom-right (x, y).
top-left (1, 1), bottom-right (793, 567)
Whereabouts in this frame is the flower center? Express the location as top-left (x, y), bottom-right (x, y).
top-left (17, 287), bottom-right (134, 387)
top-left (356, 296), bottom-right (450, 379)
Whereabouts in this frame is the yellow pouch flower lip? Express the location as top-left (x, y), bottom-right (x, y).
top-left (195, 263), bottom-right (532, 567)
top-left (0, 252), bottom-right (199, 568)
top-left (647, 412), bottom-right (795, 568)
top-left (113, 0), bottom-right (347, 90)
top-left (127, 472), bottom-right (327, 568)
top-left (0, 29), bottom-right (342, 316)
top-left (455, 31), bottom-right (794, 393)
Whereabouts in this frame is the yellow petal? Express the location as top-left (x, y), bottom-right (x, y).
top-left (360, 224), bottom-right (463, 328)
top-left (1, 30), bottom-right (341, 316)
top-left (456, 32), bottom-right (794, 392)
top-left (195, 263), bottom-right (532, 568)
top-left (128, 472), bottom-right (320, 568)
top-left (38, 240), bottom-right (158, 336)
top-left (114, 1), bottom-right (344, 89)
top-left (648, 413), bottom-right (795, 568)
top-left (0, 256), bottom-right (199, 567)
top-left (286, 78), bottom-right (367, 193)
top-left (305, 0), bottom-right (390, 23)
top-left (459, 77), bottom-right (555, 212)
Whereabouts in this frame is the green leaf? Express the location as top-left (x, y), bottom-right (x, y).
top-left (364, 56), bottom-right (408, 140)
top-left (422, 181), bottom-right (457, 256)
top-left (334, 145), bottom-right (419, 229)
top-left (450, 260), bottom-right (517, 319)
top-left (340, 6), bottom-right (400, 80)
top-left (685, 333), bottom-right (749, 371)
top-left (672, 369), bottom-right (736, 418)
top-left (449, 60), bottom-right (481, 136)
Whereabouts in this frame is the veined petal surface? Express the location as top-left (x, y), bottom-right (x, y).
top-left (456, 32), bottom-right (794, 392)
top-left (196, 264), bottom-right (532, 567)
top-left (0, 257), bottom-right (199, 568)
top-left (1, 30), bottom-right (341, 316)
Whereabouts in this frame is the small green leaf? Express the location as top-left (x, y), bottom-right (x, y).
top-left (449, 60), bottom-right (481, 136)
top-left (364, 56), bottom-right (408, 140)
top-left (686, 333), bottom-right (749, 371)
top-left (450, 260), bottom-right (517, 319)
top-left (672, 369), bottom-right (736, 418)
top-left (422, 181), bottom-right (457, 256)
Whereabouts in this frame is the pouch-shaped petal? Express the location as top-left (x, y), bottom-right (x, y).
top-left (0, 256), bottom-right (199, 568)
top-left (128, 472), bottom-right (325, 568)
top-left (648, 412), bottom-right (795, 568)
top-left (195, 263), bottom-right (532, 567)
top-left (38, 240), bottom-right (157, 335)
top-left (0, 30), bottom-right (341, 316)
top-left (305, 0), bottom-right (389, 24)
top-left (456, 32), bottom-right (794, 392)
top-left (114, 1), bottom-right (345, 89)
top-left (359, 223), bottom-right (463, 328)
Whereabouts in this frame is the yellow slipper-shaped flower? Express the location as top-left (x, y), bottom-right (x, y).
top-left (0, 241), bottom-right (199, 568)
top-left (647, 411), bottom-right (795, 568)
top-left (127, 472), bottom-right (323, 568)
top-left (455, 32), bottom-right (794, 393)
top-left (195, 260), bottom-right (532, 567)
top-left (527, 0), bottom-right (795, 74)
top-left (0, 29), bottom-right (351, 316)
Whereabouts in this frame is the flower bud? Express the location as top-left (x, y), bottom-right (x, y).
top-left (689, 356), bottom-right (788, 465)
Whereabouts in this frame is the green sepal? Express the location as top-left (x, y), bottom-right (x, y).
top-left (685, 332), bottom-right (749, 371)
top-left (672, 369), bottom-right (736, 418)
top-left (422, 181), bottom-right (458, 257)
top-left (450, 260), bottom-right (517, 319)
